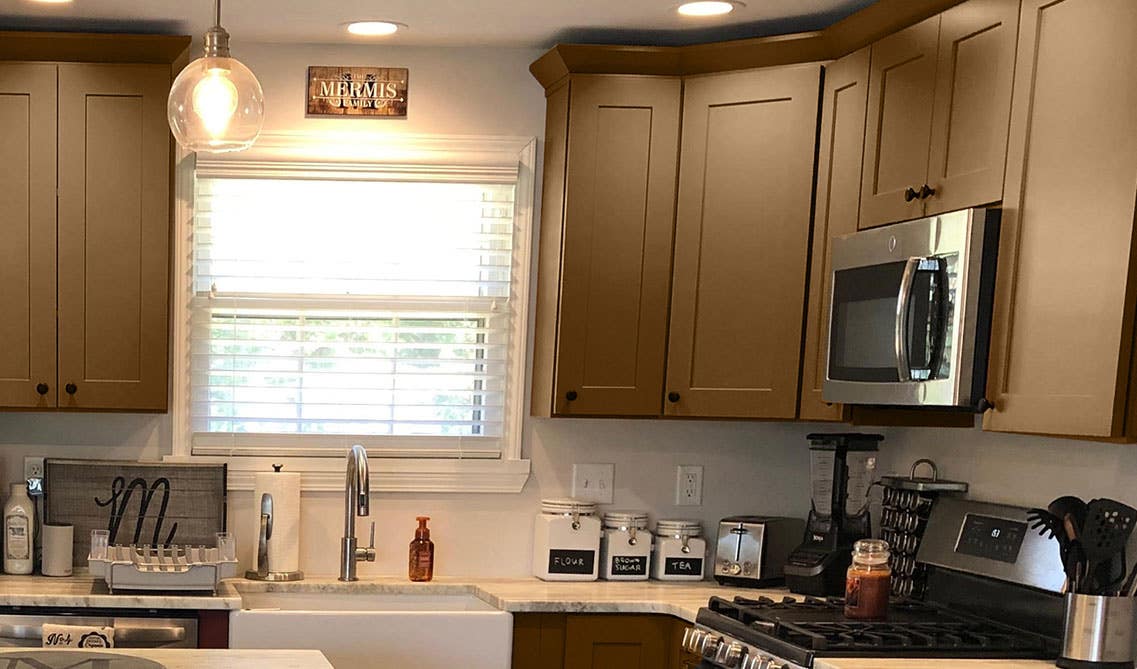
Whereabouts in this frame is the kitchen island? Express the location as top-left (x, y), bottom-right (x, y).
top-left (0, 649), bottom-right (332, 668)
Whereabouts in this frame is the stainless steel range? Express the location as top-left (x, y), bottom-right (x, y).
top-left (682, 498), bottom-right (1066, 669)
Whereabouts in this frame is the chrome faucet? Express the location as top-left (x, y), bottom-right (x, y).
top-left (340, 444), bottom-right (376, 581)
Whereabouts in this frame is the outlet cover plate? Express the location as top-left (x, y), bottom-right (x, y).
top-left (676, 464), bottom-right (703, 506)
top-left (24, 456), bottom-right (44, 481)
top-left (572, 463), bottom-right (614, 504)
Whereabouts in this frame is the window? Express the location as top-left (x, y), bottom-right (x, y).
top-left (172, 134), bottom-right (535, 492)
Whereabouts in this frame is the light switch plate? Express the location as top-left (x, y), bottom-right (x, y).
top-left (572, 463), bottom-right (614, 504)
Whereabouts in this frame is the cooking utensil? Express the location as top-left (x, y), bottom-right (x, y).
top-left (1080, 499), bottom-right (1137, 595)
top-left (1049, 496), bottom-right (1088, 533)
top-left (1027, 507), bottom-right (1064, 541)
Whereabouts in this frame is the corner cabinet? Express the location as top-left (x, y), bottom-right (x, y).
top-left (531, 65), bottom-right (822, 419)
top-left (531, 75), bottom-right (681, 417)
top-left (858, 0), bottom-right (1019, 229)
top-left (0, 62), bottom-right (171, 412)
top-left (799, 48), bottom-right (871, 422)
top-left (983, 0), bottom-right (1137, 438)
top-left (664, 64), bottom-right (822, 419)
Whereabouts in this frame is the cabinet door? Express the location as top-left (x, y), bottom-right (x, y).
top-left (0, 64), bottom-right (57, 409)
top-left (859, 16), bottom-right (940, 229)
top-left (799, 48), bottom-right (870, 422)
top-left (666, 65), bottom-right (821, 418)
top-left (924, 0), bottom-right (1020, 215)
top-left (57, 64), bottom-right (171, 411)
top-left (553, 75), bottom-right (681, 416)
top-left (984, 0), bottom-right (1137, 437)
top-left (563, 615), bottom-right (670, 669)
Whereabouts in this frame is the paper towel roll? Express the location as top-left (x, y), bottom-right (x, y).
top-left (251, 470), bottom-right (302, 574)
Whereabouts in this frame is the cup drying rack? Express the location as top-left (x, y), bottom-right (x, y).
top-left (88, 545), bottom-right (239, 593)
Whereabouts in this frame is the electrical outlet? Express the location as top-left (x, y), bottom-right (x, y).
top-left (24, 457), bottom-right (45, 482)
top-left (572, 463), bottom-right (614, 504)
top-left (676, 465), bottom-right (703, 506)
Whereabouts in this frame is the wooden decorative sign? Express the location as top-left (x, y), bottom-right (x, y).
top-left (44, 460), bottom-right (227, 566)
top-left (307, 66), bottom-right (408, 118)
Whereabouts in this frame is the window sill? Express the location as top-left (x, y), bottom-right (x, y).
top-left (162, 455), bottom-right (532, 494)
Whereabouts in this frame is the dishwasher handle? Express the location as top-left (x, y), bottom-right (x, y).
top-left (0, 623), bottom-right (187, 644)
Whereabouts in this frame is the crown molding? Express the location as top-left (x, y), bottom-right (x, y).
top-left (529, 0), bottom-right (968, 89)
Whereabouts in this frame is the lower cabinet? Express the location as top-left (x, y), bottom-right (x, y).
top-left (513, 613), bottom-right (697, 669)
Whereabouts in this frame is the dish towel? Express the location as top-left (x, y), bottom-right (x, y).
top-left (42, 624), bottom-right (114, 648)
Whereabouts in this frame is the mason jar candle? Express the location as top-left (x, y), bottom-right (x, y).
top-left (600, 511), bottom-right (652, 581)
top-left (651, 519), bottom-right (706, 581)
top-left (532, 498), bottom-right (601, 581)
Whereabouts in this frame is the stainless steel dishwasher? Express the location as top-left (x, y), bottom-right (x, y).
top-left (0, 611), bottom-right (196, 648)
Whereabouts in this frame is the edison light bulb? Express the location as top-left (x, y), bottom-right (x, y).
top-left (191, 69), bottom-right (240, 138)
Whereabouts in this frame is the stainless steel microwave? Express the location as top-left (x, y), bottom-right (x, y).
top-left (823, 208), bottom-right (1000, 409)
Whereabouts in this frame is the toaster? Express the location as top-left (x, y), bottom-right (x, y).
top-left (714, 516), bottom-right (805, 587)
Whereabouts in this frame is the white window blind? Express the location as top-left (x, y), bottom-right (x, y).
top-left (189, 171), bottom-right (517, 459)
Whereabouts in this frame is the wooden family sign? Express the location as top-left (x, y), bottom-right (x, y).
top-left (307, 65), bottom-right (409, 117)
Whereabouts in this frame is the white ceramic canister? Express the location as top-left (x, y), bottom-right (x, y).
top-left (600, 511), bottom-right (652, 581)
top-left (651, 519), bottom-right (706, 581)
top-left (532, 498), bottom-right (601, 581)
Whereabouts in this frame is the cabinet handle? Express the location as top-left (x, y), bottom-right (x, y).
top-left (65, 383), bottom-right (77, 395)
top-left (919, 184), bottom-right (936, 199)
top-left (904, 187), bottom-right (920, 202)
top-left (565, 390), bottom-right (578, 401)
top-left (35, 383), bottom-right (48, 396)
top-left (667, 391), bottom-right (681, 403)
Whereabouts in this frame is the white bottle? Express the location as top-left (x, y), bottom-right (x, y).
top-left (4, 483), bottom-right (34, 574)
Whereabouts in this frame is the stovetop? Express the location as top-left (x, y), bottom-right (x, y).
top-left (694, 595), bottom-right (1059, 667)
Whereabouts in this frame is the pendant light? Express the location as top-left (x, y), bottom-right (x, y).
top-left (167, 0), bottom-right (264, 153)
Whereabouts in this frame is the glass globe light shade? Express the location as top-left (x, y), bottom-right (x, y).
top-left (168, 55), bottom-right (264, 153)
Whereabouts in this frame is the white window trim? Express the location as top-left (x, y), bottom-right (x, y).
top-left (168, 132), bottom-right (535, 493)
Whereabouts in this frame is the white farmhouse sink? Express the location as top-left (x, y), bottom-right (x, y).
top-left (228, 586), bottom-right (512, 669)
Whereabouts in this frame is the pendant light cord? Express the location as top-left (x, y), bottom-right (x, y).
top-left (214, 0), bottom-right (222, 28)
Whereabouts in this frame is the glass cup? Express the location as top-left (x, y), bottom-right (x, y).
top-left (215, 532), bottom-right (235, 561)
top-left (89, 529), bottom-right (110, 560)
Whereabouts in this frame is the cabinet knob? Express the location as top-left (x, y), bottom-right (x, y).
top-left (35, 383), bottom-right (48, 396)
top-left (65, 383), bottom-right (77, 395)
top-left (976, 397), bottom-right (994, 413)
top-left (919, 184), bottom-right (937, 199)
top-left (565, 390), bottom-right (578, 401)
top-left (667, 391), bottom-right (681, 403)
top-left (904, 187), bottom-right (920, 202)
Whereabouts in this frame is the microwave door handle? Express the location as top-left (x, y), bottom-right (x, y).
top-left (894, 257), bottom-right (921, 382)
top-left (926, 258), bottom-right (948, 378)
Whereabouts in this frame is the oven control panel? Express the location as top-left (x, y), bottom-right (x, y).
top-left (917, 496), bottom-right (1063, 593)
top-left (683, 626), bottom-right (801, 669)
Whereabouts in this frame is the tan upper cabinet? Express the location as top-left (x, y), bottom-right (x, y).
top-left (799, 48), bottom-right (871, 422)
top-left (984, 0), bottom-right (1137, 438)
top-left (860, 0), bottom-right (1020, 229)
top-left (859, 16), bottom-right (940, 228)
top-left (531, 75), bottom-right (681, 417)
top-left (0, 63), bottom-right (57, 409)
top-left (665, 65), bottom-right (822, 419)
top-left (0, 62), bottom-right (171, 413)
top-left (56, 63), bottom-right (171, 412)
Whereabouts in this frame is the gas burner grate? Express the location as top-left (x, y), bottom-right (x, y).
top-left (776, 620), bottom-right (1048, 652)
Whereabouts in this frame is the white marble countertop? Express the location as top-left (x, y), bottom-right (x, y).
top-left (0, 648), bottom-right (332, 668)
top-left (0, 574), bottom-right (240, 610)
top-left (0, 573), bottom-right (772, 620)
top-left (222, 576), bottom-right (780, 622)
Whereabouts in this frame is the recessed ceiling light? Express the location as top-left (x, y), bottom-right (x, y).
top-left (677, 1), bottom-right (740, 17)
top-left (346, 21), bottom-right (403, 37)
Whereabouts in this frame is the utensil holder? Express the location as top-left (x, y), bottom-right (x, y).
top-left (1057, 594), bottom-right (1137, 668)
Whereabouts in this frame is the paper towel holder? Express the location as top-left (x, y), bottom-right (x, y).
top-left (244, 468), bottom-right (304, 582)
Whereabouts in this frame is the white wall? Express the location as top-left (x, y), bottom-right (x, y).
top-left (6, 41), bottom-right (1125, 579)
top-left (0, 42), bottom-right (820, 578)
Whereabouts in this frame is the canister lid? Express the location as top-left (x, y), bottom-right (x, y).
top-left (541, 498), bottom-right (597, 515)
top-left (602, 511), bottom-right (649, 530)
top-left (656, 519), bottom-right (702, 537)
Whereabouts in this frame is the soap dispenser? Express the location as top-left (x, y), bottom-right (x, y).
top-left (408, 516), bottom-right (434, 582)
